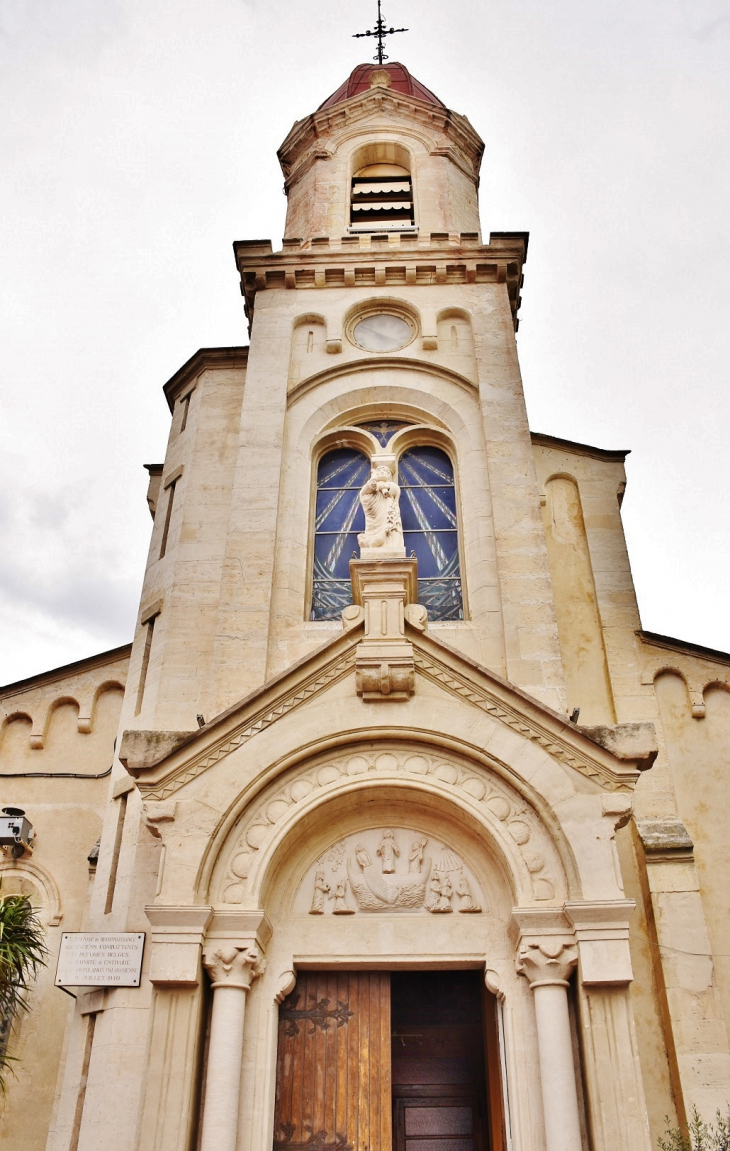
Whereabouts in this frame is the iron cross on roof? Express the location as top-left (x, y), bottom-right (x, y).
top-left (353, 1), bottom-right (408, 64)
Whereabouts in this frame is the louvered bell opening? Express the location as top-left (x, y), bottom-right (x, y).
top-left (350, 163), bottom-right (414, 230)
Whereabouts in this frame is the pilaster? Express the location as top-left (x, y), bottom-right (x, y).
top-left (635, 818), bottom-right (730, 1125)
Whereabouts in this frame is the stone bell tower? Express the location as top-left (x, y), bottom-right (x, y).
top-left (119, 59), bottom-right (564, 753)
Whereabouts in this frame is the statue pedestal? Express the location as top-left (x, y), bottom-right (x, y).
top-left (349, 557), bottom-right (421, 701)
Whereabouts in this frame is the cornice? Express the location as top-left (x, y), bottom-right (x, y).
top-left (162, 346), bottom-right (249, 412)
top-left (0, 643), bottom-right (132, 699)
top-left (530, 432), bottom-right (630, 463)
top-left (638, 629), bottom-right (730, 668)
top-left (233, 233), bottom-right (527, 332)
top-left (278, 89), bottom-right (483, 183)
top-left (129, 630), bottom-right (363, 800)
top-left (411, 633), bottom-right (652, 793)
top-left (127, 621), bottom-right (652, 803)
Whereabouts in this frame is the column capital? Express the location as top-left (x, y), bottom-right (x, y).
top-left (203, 944), bottom-right (266, 990)
top-left (516, 939), bottom-right (578, 988)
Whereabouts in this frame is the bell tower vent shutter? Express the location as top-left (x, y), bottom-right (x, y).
top-left (350, 163), bottom-right (414, 231)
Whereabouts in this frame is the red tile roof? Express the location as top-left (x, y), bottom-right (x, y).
top-left (318, 63), bottom-right (445, 110)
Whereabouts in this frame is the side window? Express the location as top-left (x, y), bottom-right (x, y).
top-left (399, 446), bottom-right (463, 621)
top-left (311, 448), bottom-right (369, 621)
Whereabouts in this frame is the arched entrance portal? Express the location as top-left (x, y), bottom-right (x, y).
top-left (198, 740), bottom-right (589, 1151)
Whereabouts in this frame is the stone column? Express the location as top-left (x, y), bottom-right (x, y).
top-left (200, 944), bottom-right (264, 1151)
top-left (517, 940), bottom-right (582, 1151)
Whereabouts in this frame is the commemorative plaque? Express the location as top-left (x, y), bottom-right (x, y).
top-left (55, 932), bottom-right (145, 988)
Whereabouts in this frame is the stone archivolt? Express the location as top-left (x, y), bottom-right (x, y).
top-left (214, 744), bottom-right (564, 908)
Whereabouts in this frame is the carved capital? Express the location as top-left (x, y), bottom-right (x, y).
top-left (203, 944), bottom-right (266, 990)
top-left (516, 940), bottom-right (578, 988)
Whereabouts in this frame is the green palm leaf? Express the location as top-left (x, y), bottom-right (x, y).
top-left (0, 885), bottom-right (48, 1093)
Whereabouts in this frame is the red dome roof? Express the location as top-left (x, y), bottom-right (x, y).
top-left (318, 63), bottom-right (445, 110)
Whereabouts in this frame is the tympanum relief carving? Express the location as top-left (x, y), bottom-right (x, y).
top-left (296, 828), bottom-right (483, 915)
top-left (215, 745), bottom-right (564, 908)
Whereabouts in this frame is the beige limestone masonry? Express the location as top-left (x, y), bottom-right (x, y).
top-left (0, 646), bottom-right (129, 1151)
top-left (4, 59), bottom-right (730, 1151)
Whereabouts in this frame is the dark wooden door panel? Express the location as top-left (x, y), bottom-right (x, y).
top-left (405, 1106), bottom-right (474, 1135)
top-left (274, 971), bottom-right (391, 1151)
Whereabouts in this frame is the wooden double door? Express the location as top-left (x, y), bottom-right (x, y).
top-left (273, 971), bottom-right (505, 1151)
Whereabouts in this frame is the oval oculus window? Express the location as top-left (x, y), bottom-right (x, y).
top-left (352, 313), bottom-right (412, 352)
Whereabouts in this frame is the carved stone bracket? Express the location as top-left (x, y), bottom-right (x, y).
top-left (350, 558), bottom-right (419, 701)
top-left (203, 944), bottom-right (266, 991)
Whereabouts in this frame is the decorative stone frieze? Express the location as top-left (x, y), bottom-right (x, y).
top-left (234, 235), bottom-right (527, 329)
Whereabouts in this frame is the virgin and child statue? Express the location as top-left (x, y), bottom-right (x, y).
top-left (357, 464), bottom-right (405, 555)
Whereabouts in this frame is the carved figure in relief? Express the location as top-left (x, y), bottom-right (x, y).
top-left (331, 878), bottom-right (355, 915)
top-left (299, 830), bottom-right (482, 916)
top-left (425, 873), bottom-right (442, 912)
top-left (309, 868), bottom-right (330, 915)
top-left (357, 465), bottom-right (404, 553)
top-left (348, 841), bottom-right (431, 911)
top-left (408, 837), bottom-right (427, 873)
top-left (437, 874), bottom-right (453, 912)
top-left (455, 871), bottom-right (481, 913)
top-left (426, 873), bottom-right (454, 914)
top-left (377, 829), bottom-right (400, 873)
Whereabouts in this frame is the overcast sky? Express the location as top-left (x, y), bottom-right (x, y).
top-left (0, 0), bottom-right (728, 685)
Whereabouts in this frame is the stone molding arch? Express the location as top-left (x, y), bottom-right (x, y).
top-left (295, 379), bottom-right (471, 457)
top-left (86, 680), bottom-right (125, 734)
top-left (0, 712), bottom-right (32, 752)
top-left (206, 741), bottom-right (570, 911)
top-left (30, 694), bottom-right (80, 749)
top-left (288, 356), bottom-right (478, 404)
top-left (311, 426), bottom-right (380, 465)
top-left (0, 857), bottom-right (63, 925)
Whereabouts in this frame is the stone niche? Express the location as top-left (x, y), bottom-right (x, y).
top-left (294, 826), bottom-right (484, 916)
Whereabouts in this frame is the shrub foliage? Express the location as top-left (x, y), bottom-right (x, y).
top-left (660, 1107), bottom-right (730, 1151)
top-left (0, 888), bottom-right (47, 1091)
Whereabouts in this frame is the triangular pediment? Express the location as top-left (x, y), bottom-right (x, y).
top-left (120, 623), bottom-right (655, 802)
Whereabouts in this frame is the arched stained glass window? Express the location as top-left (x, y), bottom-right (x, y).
top-left (311, 447), bottom-right (369, 621)
top-left (399, 446), bottom-right (463, 621)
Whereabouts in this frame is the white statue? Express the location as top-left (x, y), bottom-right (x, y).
top-left (358, 465), bottom-right (404, 555)
top-left (376, 829), bottom-right (400, 874)
top-left (309, 867), bottom-right (330, 914)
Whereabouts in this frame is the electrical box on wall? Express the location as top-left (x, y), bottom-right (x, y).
top-left (0, 807), bottom-right (35, 857)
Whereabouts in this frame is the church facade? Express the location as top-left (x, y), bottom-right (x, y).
top-left (3, 61), bottom-right (730, 1151)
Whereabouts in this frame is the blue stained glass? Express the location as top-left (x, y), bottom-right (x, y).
top-left (356, 420), bottom-right (413, 447)
top-left (399, 446), bottom-right (463, 621)
top-left (311, 448), bottom-right (368, 620)
top-left (311, 443), bottom-right (463, 623)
